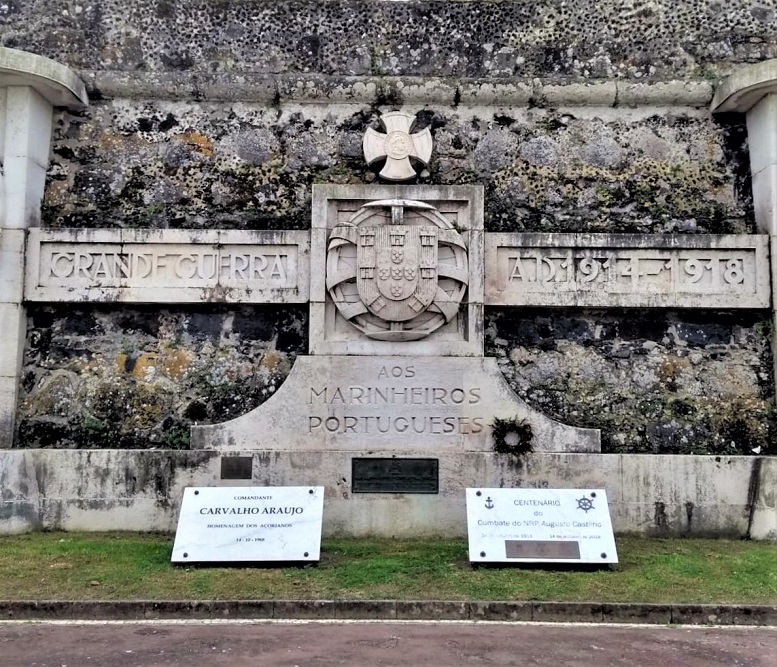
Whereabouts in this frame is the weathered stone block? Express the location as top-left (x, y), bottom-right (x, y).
top-left (601, 603), bottom-right (672, 625)
top-left (486, 233), bottom-right (770, 309)
top-left (395, 601), bottom-right (469, 620)
top-left (334, 600), bottom-right (397, 620)
top-left (144, 600), bottom-right (212, 620)
top-left (532, 602), bottom-right (604, 623)
top-left (671, 604), bottom-right (731, 625)
top-left (25, 229), bottom-right (310, 304)
top-left (273, 600), bottom-right (335, 619)
top-left (470, 601), bottom-right (532, 622)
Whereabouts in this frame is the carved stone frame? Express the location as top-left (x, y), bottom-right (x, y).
top-left (310, 185), bottom-right (484, 356)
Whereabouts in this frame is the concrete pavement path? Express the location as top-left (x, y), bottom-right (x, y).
top-left (1, 621), bottom-right (776, 666)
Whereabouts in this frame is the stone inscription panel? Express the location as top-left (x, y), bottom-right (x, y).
top-left (25, 229), bottom-right (310, 303)
top-left (485, 233), bottom-right (770, 308)
top-left (190, 356), bottom-right (602, 453)
top-left (307, 361), bottom-right (486, 439)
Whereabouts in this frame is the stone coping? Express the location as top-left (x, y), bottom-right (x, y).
top-left (712, 59), bottom-right (777, 114)
top-left (81, 70), bottom-right (713, 107)
top-left (0, 47), bottom-right (87, 108)
top-left (0, 600), bottom-right (775, 626)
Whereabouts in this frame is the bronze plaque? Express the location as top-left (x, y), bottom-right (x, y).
top-left (220, 456), bottom-right (253, 480)
top-left (352, 458), bottom-right (439, 494)
top-left (505, 540), bottom-right (581, 560)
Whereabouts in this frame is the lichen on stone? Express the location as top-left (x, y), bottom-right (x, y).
top-left (486, 307), bottom-right (776, 455)
top-left (17, 305), bottom-right (307, 449)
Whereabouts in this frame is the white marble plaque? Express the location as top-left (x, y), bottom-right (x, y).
top-left (466, 488), bottom-right (618, 564)
top-left (171, 486), bottom-right (324, 563)
top-left (486, 233), bottom-right (770, 308)
top-left (25, 229), bottom-right (310, 304)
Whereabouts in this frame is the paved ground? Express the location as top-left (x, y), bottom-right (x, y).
top-left (1, 621), bottom-right (776, 667)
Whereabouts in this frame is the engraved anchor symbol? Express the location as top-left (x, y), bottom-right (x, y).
top-left (485, 497), bottom-right (494, 510)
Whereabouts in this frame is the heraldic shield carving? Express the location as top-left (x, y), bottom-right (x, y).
top-left (326, 199), bottom-right (469, 341)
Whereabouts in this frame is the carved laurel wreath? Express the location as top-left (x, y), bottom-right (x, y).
top-left (491, 416), bottom-right (534, 456)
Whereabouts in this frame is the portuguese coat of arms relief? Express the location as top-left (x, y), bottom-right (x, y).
top-left (326, 199), bottom-right (469, 341)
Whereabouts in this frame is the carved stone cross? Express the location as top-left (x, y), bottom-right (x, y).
top-left (363, 112), bottom-right (433, 181)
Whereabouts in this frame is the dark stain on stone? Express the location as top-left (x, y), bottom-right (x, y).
top-left (33, 461), bottom-right (48, 500)
top-left (187, 311), bottom-right (224, 340)
top-left (0, 501), bottom-right (40, 528)
top-left (374, 82), bottom-right (404, 108)
top-left (685, 501), bottom-right (694, 533)
top-left (124, 352), bottom-right (139, 373)
top-left (745, 457), bottom-right (764, 540)
top-left (297, 34), bottom-right (321, 60)
top-left (654, 501), bottom-right (668, 531)
top-left (160, 50), bottom-right (194, 70)
top-left (183, 400), bottom-right (208, 421)
top-left (493, 113), bottom-right (515, 127)
top-left (413, 109), bottom-right (446, 132)
top-left (156, 0), bottom-right (175, 19)
top-left (158, 113), bottom-right (178, 132)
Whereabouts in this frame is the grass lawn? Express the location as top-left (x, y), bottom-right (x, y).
top-left (0, 533), bottom-right (775, 604)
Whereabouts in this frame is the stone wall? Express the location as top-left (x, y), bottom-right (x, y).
top-left (1, 450), bottom-right (774, 539)
top-left (4, 1), bottom-right (775, 454)
top-left (45, 104), bottom-right (750, 234)
top-left (487, 308), bottom-right (774, 455)
top-left (18, 305), bottom-right (307, 449)
top-left (2, 0), bottom-right (777, 80)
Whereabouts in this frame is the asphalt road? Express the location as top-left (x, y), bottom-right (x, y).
top-left (1, 621), bottom-right (776, 667)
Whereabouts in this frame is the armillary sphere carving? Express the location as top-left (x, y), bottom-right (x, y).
top-left (326, 199), bottom-right (469, 342)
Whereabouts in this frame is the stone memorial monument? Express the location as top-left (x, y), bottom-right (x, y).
top-left (0, 27), bottom-right (776, 540)
top-left (189, 117), bottom-right (600, 535)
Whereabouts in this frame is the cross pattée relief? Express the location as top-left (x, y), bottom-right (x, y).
top-left (363, 111), bottom-right (433, 181)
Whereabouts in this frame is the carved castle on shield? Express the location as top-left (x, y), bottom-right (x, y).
top-left (311, 185), bottom-right (484, 356)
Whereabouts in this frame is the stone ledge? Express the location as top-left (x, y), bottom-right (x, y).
top-left (0, 600), bottom-right (774, 625)
top-left (0, 47), bottom-right (87, 107)
top-left (712, 59), bottom-right (777, 113)
top-left (80, 71), bottom-right (714, 108)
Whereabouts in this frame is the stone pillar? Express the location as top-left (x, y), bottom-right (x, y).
top-left (0, 48), bottom-right (87, 447)
top-left (713, 61), bottom-right (777, 397)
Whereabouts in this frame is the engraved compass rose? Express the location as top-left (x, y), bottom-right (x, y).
top-left (363, 111), bottom-right (433, 181)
